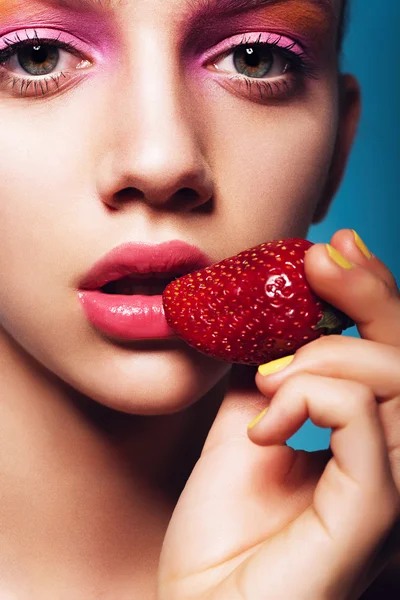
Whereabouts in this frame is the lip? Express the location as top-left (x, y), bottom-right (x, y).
top-left (78, 240), bottom-right (213, 341)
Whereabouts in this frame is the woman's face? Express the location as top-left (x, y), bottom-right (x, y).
top-left (0, 0), bottom-right (352, 414)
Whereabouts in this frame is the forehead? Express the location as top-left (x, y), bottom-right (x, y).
top-left (0, 0), bottom-right (344, 41)
top-left (0, 0), bottom-right (343, 15)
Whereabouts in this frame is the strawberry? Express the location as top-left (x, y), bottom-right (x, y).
top-left (162, 238), bottom-right (354, 365)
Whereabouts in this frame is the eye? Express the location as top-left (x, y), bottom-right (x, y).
top-left (214, 42), bottom-right (290, 80)
top-left (0, 31), bottom-right (93, 98)
top-left (204, 33), bottom-right (316, 103)
top-left (13, 43), bottom-right (66, 76)
top-left (2, 41), bottom-right (89, 78)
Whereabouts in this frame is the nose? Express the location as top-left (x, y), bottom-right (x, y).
top-left (96, 36), bottom-right (214, 213)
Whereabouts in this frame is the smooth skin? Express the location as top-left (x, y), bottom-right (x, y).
top-left (158, 229), bottom-right (400, 600)
top-left (0, 0), bottom-right (399, 597)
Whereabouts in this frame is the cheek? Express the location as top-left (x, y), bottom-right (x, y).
top-left (194, 82), bottom-right (338, 249)
top-left (0, 105), bottom-right (80, 234)
top-left (0, 86), bottom-right (104, 271)
top-left (250, 106), bottom-right (337, 233)
top-left (0, 98), bottom-right (93, 344)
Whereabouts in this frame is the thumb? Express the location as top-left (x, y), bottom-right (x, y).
top-left (304, 233), bottom-right (400, 347)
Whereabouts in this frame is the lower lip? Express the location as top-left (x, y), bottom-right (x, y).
top-left (78, 291), bottom-right (176, 340)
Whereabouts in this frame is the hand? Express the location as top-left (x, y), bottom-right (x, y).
top-left (157, 229), bottom-right (400, 600)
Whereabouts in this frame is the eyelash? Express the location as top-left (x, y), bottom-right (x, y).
top-left (209, 33), bottom-right (317, 101)
top-left (0, 30), bottom-right (317, 101)
top-left (0, 31), bottom-right (87, 98)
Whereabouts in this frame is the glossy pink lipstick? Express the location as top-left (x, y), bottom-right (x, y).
top-left (78, 241), bottom-right (212, 341)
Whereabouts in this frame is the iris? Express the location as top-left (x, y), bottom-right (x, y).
top-left (18, 44), bottom-right (59, 76)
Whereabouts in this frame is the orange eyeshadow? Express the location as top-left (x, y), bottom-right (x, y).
top-left (250, 0), bottom-right (336, 49)
top-left (0, 1), bottom-right (26, 18)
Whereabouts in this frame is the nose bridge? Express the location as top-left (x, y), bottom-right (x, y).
top-left (127, 27), bottom-right (189, 149)
top-left (99, 25), bottom-right (209, 201)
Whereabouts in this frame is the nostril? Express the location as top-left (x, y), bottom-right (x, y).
top-left (193, 196), bottom-right (214, 214)
top-left (171, 187), bottom-right (201, 209)
top-left (103, 187), bottom-right (145, 211)
top-left (176, 187), bottom-right (198, 201)
top-left (171, 188), bottom-right (214, 213)
top-left (115, 188), bottom-right (145, 202)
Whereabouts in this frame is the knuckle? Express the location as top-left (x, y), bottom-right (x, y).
top-left (374, 275), bottom-right (395, 303)
top-left (346, 380), bottom-right (376, 410)
top-left (283, 371), bottom-right (313, 393)
top-left (384, 270), bottom-right (400, 295)
top-left (296, 335), bottom-right (351, 371)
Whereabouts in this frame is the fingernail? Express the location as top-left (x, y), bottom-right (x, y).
top-left (326, 244), bottom-right (354, 270)
top-left (352, 230), bottom-right (372, 260)
top-left (258, 355), bottom-right (294, 377)
top-left (248, 407), bottom-right (269, 430)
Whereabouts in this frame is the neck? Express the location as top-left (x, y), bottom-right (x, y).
top-left (0, 330), bottom-right (230, 598)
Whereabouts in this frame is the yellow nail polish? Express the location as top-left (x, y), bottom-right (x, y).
top-left (258, 355), bottom-right (294, 377)
top-left (352, 230), bottom-right (372, 259)
top-left (326, 244), bottom-right (354, 270)
top-left (248, 407), bottom-right (269, 430)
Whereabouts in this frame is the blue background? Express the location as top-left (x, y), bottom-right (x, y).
top-left (290, 0), bottom-right (400, 450)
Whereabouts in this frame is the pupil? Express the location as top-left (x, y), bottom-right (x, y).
top-left (32, 46), bottom-right (48, 64)
top-left (18, 44), bottom-right (59, 76)
top-left (244, 47), bottom-right (259, 67)
top-left (234, 44), bottom-right (273, 78)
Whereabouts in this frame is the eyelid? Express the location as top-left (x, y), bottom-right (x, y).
top-left (0, 28), bottom-right (97, 61)
top-left (201, 31), bottom-right (305, 65)
top-left (200, 31), bottom-right (318, 104)
top-left (0, 29), bottom-right (94, 99)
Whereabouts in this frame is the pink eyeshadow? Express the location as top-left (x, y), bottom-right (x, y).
top-left (183, 0), bottom-right (335, 63)
top-left (201, 32), bottom-right (304, 65)
top-left (0, 4), bottom-right (114, 53)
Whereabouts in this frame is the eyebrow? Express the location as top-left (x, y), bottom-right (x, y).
top-left (26, 0), bottom-right (122, 10)
top-left (186, 0), bottom-right (333, 19)
top-left (22, 0), bottom-right (334, 17)
top-left (55, 0), bottom-right (119, 8)
top-left (1, 0), bottom-right (334, 24)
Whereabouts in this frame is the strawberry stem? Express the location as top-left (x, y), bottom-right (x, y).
top-left (315, 303), bottom-right (355, 334)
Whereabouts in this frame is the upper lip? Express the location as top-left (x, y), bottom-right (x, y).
top-left (79, 240), bottom-right (214, 290)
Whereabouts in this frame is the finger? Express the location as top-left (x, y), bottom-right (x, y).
top-left (304, 241), bottom-right (400, 347)
top-left (255, 336), bottom-right (400, 493)
top-left (250, 374), bottom-right (388, 484)
top-left (330, 228), bottom-right (399, 293)
top-left (202, 365), bottom-right (288, 455)
top-left (160, 381), bottom-right (309, 587)
top-left (256, 335), bottom-right (400, 401)
top-left (245, 373), bottom-right (399, 597)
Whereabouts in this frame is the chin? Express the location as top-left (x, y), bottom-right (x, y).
top-left (62, 340), bottom-right (231, 416)
top-left (0, 318), bottom-right (230, 417)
